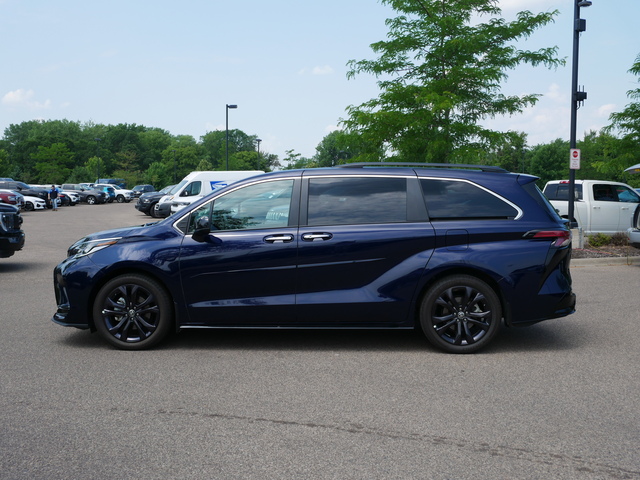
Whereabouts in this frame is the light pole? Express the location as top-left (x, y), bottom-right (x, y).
top-left (172, 149), bottom-right (176, 183)
top-left (94, 137), bottom-right (101, 181)
top-left (256, 138), bottom-right (262, 166)
top-left (568, 0), bottom-right (592, 228)
top-left (226, 104), bottom-right (237, 170)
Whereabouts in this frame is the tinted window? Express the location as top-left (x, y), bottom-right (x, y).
top-left (421, 179), bottom-right (518, 220)
top-left (307, 177), bottom-right (407, 226)
top-left (544, 183), bottom-right (583, 201)
top-left (186, 179), bottom-right (294, 234)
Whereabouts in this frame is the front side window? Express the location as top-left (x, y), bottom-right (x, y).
top-left (183, 181), bottom-right (202, 196)
top-left (616, 186), bottom-right (640, 203)
top-left (307, 177), bottom-right (407, 226)
top-left (186, 179), bottom-right (294, 234)
top-left (421, 178), bottom-right (518, 220)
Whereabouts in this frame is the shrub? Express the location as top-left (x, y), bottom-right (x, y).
top-left (587, 233), bottom-right (611, 247)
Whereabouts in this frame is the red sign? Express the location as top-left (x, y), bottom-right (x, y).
top-left (570, 149), bottom-right (581, 170)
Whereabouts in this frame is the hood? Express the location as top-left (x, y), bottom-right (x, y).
top-left (67, 221), bottom-right (163, 257)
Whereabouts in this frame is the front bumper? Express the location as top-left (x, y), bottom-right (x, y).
top-left (0, 232), bottom-right (25, 258)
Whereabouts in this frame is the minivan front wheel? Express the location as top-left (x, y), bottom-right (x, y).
top-left (420, 275), bottom-right (501, 354)
top-left (93, 274), bottom-right (173, 350)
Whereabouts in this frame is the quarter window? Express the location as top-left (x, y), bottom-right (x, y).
top-left (421, 179), bottom-right (518, 220)
top-left (307, 177), bottom-right (408, 226)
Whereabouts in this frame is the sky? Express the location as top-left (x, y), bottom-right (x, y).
top-left (1, 0), bottom-right (638, 163)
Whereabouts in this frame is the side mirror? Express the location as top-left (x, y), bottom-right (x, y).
top-left (192, 215), bottom-right (211, 242)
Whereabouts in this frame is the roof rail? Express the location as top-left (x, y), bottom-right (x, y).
top-left (336, 162), bottom-right (509, 173)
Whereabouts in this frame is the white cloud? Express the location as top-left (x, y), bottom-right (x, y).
top-left (2, 89), bottom-right (51, 110)
top-left (498, 0), bottom-right (558, 13)
top-left (312, 65), bottom-right (334, 75)
top-left (298, 65), bottom-right (335, 76)
top-left (597, 104), bottom-right (616, 118)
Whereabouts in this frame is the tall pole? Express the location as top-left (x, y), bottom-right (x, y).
top-left (568, 0), bottom-right (592, 228)
top-left (256, 138), bottom-right (262, 167)
top-left (226, 104), bottom-right (237, 170)
top-left (172, 149), bottom-right (176, 183)
top-left (94, 137), bottom-right (101, 182)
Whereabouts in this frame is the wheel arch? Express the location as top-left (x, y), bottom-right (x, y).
top-left (414, 266), bottom-right (509, 327)
top-left (85, 264), bottom-right (180, 332)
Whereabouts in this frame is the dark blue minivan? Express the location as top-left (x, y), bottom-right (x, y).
top-left (52, 164), bottom-right (575, 353)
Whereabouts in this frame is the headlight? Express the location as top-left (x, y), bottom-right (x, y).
top-left (68, 237), bottom-right (121, 257)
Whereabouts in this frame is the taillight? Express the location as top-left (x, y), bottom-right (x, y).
top-left (524, 230), bottom-right (572, 247)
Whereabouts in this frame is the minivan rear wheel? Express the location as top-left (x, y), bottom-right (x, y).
top-left (420, 275), bottom-right (501, 354)
top-left (93, 274), bottom-right (173, 350)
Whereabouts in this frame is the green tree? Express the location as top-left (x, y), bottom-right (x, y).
top-left (529, 138), bottom-right (569, 188)
top-left (344, 0), bottom-right (563, 163)
top-left (31, 142), bottom-right (75, 183)
top-left (603, 53), bottom-right (640, 182)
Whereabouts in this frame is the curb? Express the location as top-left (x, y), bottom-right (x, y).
top-left (571, 256), bottom-right (640, 267)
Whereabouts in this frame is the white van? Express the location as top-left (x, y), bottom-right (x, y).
top-left (166, 171), bottom-right (264, 215)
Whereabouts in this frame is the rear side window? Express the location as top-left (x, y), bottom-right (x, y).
top-left (544, 183), bottom-right (583, 201)
top-left (307, 177), bottom-right (407, 226)
top-left (421, 179), bottom-right (518, 220)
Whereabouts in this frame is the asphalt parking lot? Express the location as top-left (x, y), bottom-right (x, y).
top-left (1, 202), bottom-right (639, 480)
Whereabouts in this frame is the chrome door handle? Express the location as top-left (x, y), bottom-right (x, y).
top-left (301, 233), bottom-right (333, 242)
top-left (264, 234), bottom-right (294, 243)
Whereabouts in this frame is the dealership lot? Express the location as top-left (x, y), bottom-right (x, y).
top-left (1, 203), bottom-right (639, 479)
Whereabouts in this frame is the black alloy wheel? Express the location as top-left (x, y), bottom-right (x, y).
top-left (420, 275), bottom-right (502, 354)
top-left (24, 201), bottom-right (34, 211)
top-left (116, 195), bottom-right (125, 203)
top-left (93, 274), bottom-right (173, 350)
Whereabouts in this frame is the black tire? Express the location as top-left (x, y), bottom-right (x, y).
top-left (93, 274), bottom-right (173, 350)
top-left (149, 202), bottom-right (159, 218)
top-left (420, 275), bottom-right (502, 354)
top-left (24, 201), bottom-right (34, 211)
top-left (86, 195), bottom-right (96, 205)
top-left (116, 195), bottom-right (125, 203)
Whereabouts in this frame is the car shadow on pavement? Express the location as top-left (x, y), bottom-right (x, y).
top-left (0, 261), bottom-right (43, 273)
top-left (56, 323), bottom-right (580, 354)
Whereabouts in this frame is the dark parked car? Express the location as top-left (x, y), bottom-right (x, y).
top-left (0, 203), bottom-right (25, 258)
top-left (131, 185), bottom-right (155, 198)
top-left (0, 181), bottom-right (49, 207)
top-left (61, 184), bottom-right (109, 205)
top-left (135, 185), bottom-right (174, 217)
top-left (52, 164), bottom-right (575, 352)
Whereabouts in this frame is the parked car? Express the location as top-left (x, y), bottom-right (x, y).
top-left (135, 185), bottom-right (174, 217)
top-left (94, 183), bottom-right (133, 203)
top-left (0, 203), bottom-right (24, 258)
top-left (543, 179), bottom-right (640, 234)
top-left (94, 185), bottom-right (116, 203)
top-left (96, 178), bottom-right (126, 188)
top-left (52, 163), bottom-right (575, 353)
top-left (23, 195), bottom-right (46, 211)
top-left (169, 170), bottom-right (263, 214)
top-left (61, 190), bottom-right (80, 205)
top-left (131, 185), bottom-right (155, 198)
top-left (623, 163), bottom-right (640, 247)
top-left (0, 181), bottom-right (49, 207)
top-left (0, 189), bottom-right (25, 208)
top-left (61, 184), bottom-right (109, 205)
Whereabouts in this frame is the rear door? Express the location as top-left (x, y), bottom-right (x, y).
top-left (295, 173), bottom-right (435, 326)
